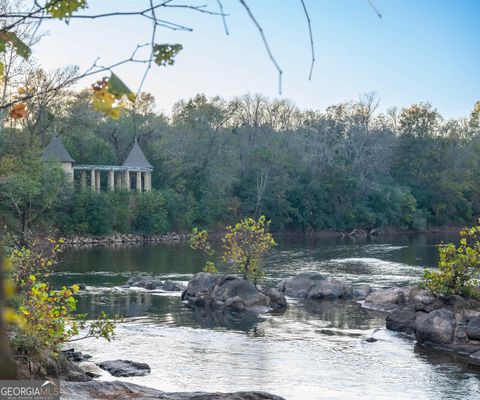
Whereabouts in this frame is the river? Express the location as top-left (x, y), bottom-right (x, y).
top-left (54, 233), bottom-right (480, 400)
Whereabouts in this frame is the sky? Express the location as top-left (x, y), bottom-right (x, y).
top-left (33, 0), bottom-right (480, 118)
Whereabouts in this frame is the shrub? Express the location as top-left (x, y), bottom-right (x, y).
top-left (190, 216), bottom-right (276, 285)
top-left (6, 239), bottom-right (116, 356)
top-left (421, 222), bottom-right (480, 297)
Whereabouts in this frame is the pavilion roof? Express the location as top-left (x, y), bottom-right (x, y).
top-left (42, 136), bottom-right (75, 163)
top-left (122, 140), bottom-right (153, 170)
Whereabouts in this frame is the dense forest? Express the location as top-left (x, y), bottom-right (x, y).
top-left (1, 75), bottom-right (480, 235)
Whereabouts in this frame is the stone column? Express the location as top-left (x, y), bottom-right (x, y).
top-left (136, 171), bottom-right (142, 192)
top-left (146, 172), bottom-right (152, 192)
top-left (91, 169), bottom-right (96, 190)
top-left (80, 171), bottom-right (86, 190)
top-left (124, 170), bottom-right (130, 191)
top-left (116, 171), bottom-right (122, 189)
top-left (142, 172), bottom-right (148, 192)
top-left (95, 170), bottom-right (101, 192)
top-left (108, 170), bottom-right (115, 191)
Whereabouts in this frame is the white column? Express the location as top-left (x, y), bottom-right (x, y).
top-left (108, 170), bottom-right (114, 191)
top-left (147, 172), bottom-right (152, 192)
top-left (136, 171), bottom-right (142, 192)
top-left (95, 170), bottom-right (101, 192)
top-left (124, 170), bottom-right (130, 191)
top-left (91, 169), bottom-right (96, 190)
top-left (80, 171), bottom-right (86, 190)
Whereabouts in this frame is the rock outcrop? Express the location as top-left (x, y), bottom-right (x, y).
top-left (122, 276), bottom-right (186, 291)
top-left (362, 286), bottom-right (480, 365)
top-left (182, 273), bottom-right (287, 314)
top-left (63, 232), bottom-right (189, 246)
top-left (277, 272), bottom-right (372, 300)
top-left (61, 381), bottom-right (285, 400)
top-left (97, 360), bottom-right (151, 377)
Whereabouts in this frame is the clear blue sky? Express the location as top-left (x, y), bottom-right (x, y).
top-left (34, 0), bottom-right (480, 118)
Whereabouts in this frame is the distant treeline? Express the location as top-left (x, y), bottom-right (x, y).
top-left (2, 90), bottom-right (480, 236)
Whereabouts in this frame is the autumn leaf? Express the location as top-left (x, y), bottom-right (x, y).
top-left (153, 44), bottom-right (183, 67)
top-left (0, 30), bottom-right (31, 59)
top-left (45, 0), bottom-right (87, 19)
top-left (10, 103), bottom-right (28, 119)
top-left (91, 74), bottom-right (135, 119)
top-left (108, 73), bottom-right (136, 102)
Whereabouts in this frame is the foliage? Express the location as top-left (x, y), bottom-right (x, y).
top-left (153, 44), bottom-right (183, 66)
top-left (91, 74), bottom-right (136, 119)
top-left (45, 0), bottom-right (88, 20)
top-left (6, 239), bottom-right (116, 355)
top-left (222, 216), bottom-right (276, 284)
top-left (190, 216), bottom-right (276, 284)
top-left (3, 93), bottom-right (480, 236)
top-left (421, 223), bottom-right (480, 298)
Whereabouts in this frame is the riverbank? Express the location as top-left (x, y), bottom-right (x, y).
top-left (55, 225), bottom-right (462, 247)
top-left (62, 232), bottom-right (190, 246)
top-left (61, 380), bottom-right (285, 400)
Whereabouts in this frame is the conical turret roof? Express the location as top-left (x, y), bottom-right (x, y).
top-left (123, 139), bottom-right (153, 169)
top-left (42, 136), bottom-right (75, 163)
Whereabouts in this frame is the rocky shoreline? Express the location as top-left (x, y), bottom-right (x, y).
top-left (62, 232), bottom-right (190, 246)
top-left (61, 381), bottom-right (285, 400)
top-left (362, 286), bottom-right (480, 365)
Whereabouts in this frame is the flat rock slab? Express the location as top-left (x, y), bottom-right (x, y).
top-left (97, 360), bottom-right (151, 377)
top-left (61, 381), bottom-right (285, 400)
top-left (277, 272), bottom-right (369, 300)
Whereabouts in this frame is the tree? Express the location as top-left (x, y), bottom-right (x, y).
top-left (422, 222), bottom-right (480, 298)
top-left (190, 216), bottom-right (276, 285)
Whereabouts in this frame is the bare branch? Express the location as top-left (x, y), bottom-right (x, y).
top-left (300, 0), bottom-right (315, 81)
top-left (238, 0), bottom-right (283, 94)
top-left (366, 0), bottom-right (382, 18)
top-left (216, 0), bottom-right (229, 36)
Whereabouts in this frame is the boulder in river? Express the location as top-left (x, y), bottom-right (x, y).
top-left (162, 279), bottom-right (187, 292)
top-left (467, 316), bottom-right (480, 340)
top-left (415, 309), bottom-right (456, 345)
top-left (182, 273), bottom-right (287, 314)
top-left (61, 381), bottom-right (286, 400)
top-left (122, 275), bottom-right (185, 291)
top-left (277, 272), bottom-right (370, 300)
top-left (386, 308), bottom-right (417, 333)
top-left (97, 360), bottom-right (151, 377)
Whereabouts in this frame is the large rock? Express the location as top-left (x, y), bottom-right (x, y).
top-left (122, 276), bottom-right (185, 291)
top-left (162, 280), bottom-right (186, 292)
top-left (277, 272), bottom-right (363, 300)
top-left (97, 360), bottom-right (151, 377)
top-left (61, 381), bottom-right (285, 400)
top-left (182, 273), bottom-right (286, 313)
top-left (363, 287), bottom-right (412, 311)
top-left (416, 309), bottom-right (456, 345)
top-left (385, 308), bottom-right (417, 333)
top-left (467, 316), bottom-right (480, 340)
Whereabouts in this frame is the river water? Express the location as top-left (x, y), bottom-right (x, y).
top-left (54, 233), bottom-right (480, 400)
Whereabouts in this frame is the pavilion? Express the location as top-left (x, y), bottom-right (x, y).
top-left (42, 137), bottom-right (153, 192)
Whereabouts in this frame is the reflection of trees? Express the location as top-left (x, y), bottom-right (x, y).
top-left (58, 243), bottom-right (203, 276)
top-left (285, 300), bottom-right (384, 331)
top-left (75, 291), bottom-right (157, 318)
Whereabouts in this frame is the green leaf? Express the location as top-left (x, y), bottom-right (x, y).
top-left (45, 0), bottom-right (87, 19)
top-left (0, 31), bottom-right (31, 59)
top-left (108, 73), bottom-right (136, 102)
top-left (153, 44), bottom-right (183, 67)
top-left (0, 61), bottom-right (4, 76)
